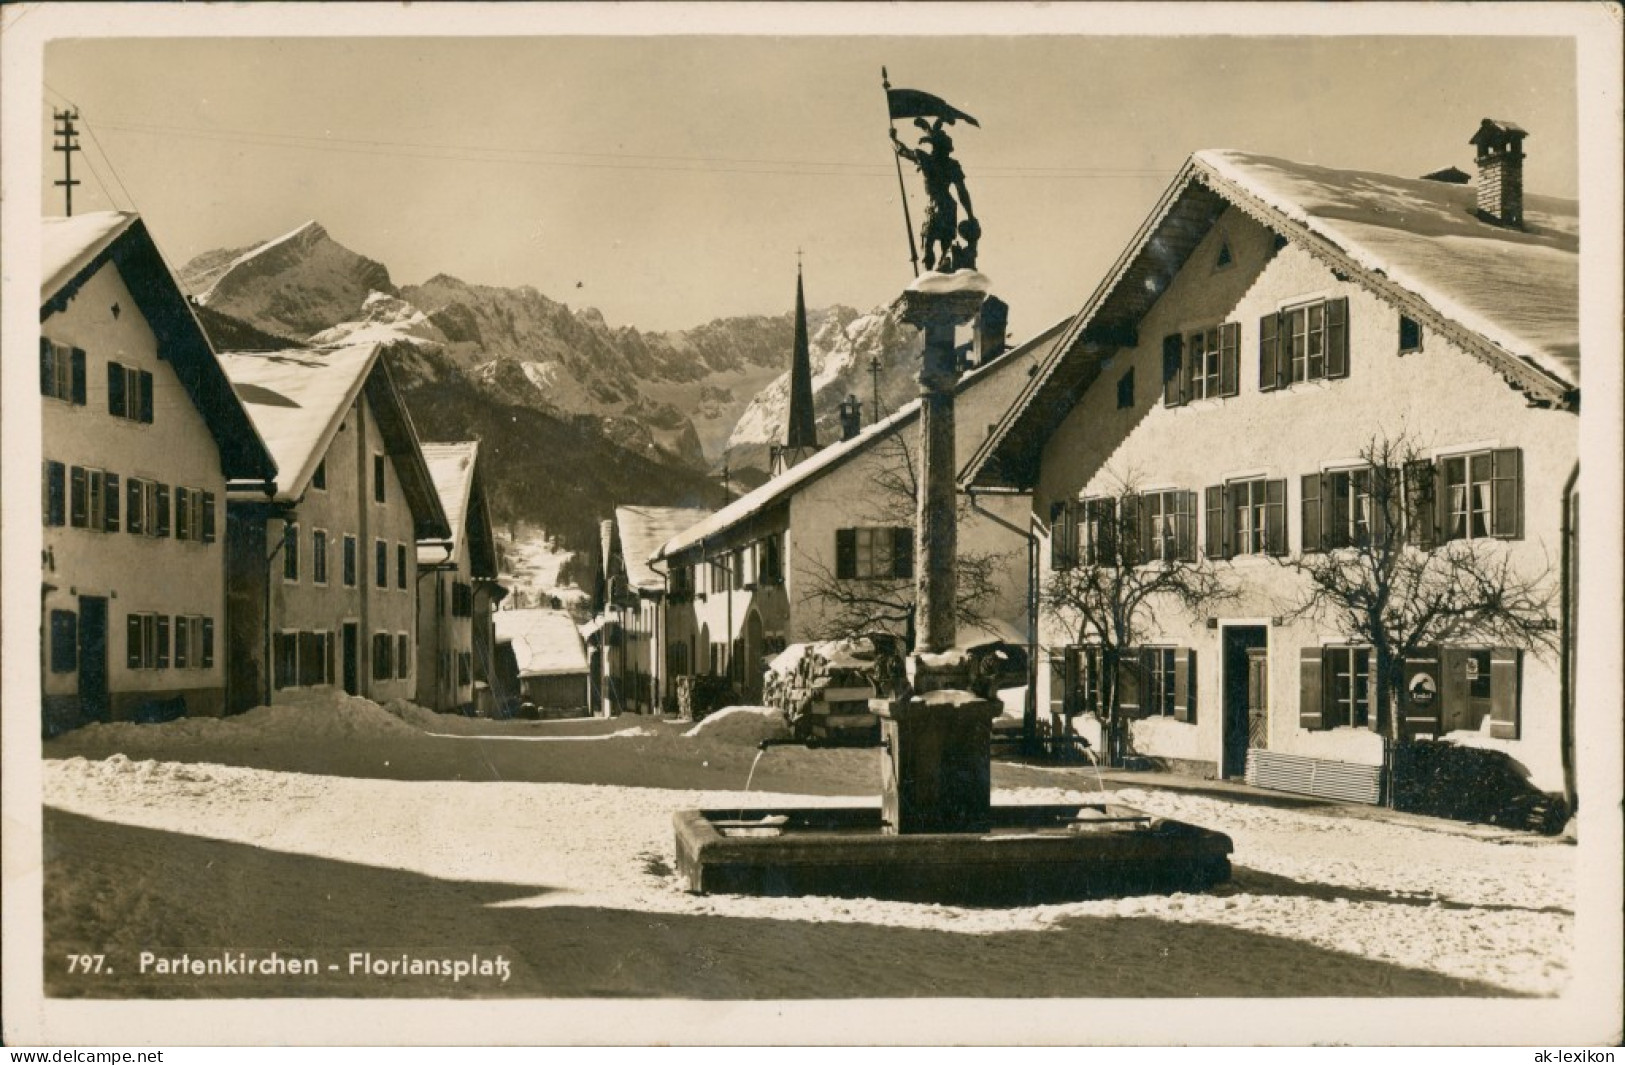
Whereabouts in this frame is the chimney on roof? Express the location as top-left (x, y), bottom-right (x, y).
top-left (1470, 119), bottom-right (1528, 229)
top-left (1420, 165), bottom-right (1470, 185)
top-left (973, 295), bottom-right (1009, 366)
top-left (837, 394), bottom-right (863, 441)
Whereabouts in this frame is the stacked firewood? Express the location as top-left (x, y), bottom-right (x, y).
top-left (762, 635), bottom-right (904, 741)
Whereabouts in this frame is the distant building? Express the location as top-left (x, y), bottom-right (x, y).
top-left (966, 130), bottom-right (1577, 800)
top-left (600, 505), bottom-right (714, 714)
top-left (496, 608), bottom-right (590, 714)
top-left (40, 213), bottom-right (278, 734)
top-left (653, 319), bottom-right (1060, 702)
top-left (219, 343), bottom-right (450, 710)
top-left (416, 441), bottom-right (505, 715)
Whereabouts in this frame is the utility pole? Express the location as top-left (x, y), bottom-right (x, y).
top-left (53, 109), bottom-right (82, 217)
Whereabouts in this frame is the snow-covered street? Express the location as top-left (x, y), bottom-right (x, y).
top-left (41, 695), bottom-right (1573, 999)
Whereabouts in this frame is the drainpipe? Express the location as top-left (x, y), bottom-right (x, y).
top-left (1560, 460), bottom-right (1578, 813)
top-left (967, 486), bottom-right (1040, 756)
top-left (262, 508), bottom-right (293, 707)
top-left (650, 554), bottom-right (671, 714)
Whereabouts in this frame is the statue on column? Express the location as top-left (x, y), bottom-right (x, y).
top-left (890, 119), bottom-right (978, 272)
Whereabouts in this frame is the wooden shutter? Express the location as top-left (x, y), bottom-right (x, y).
top-left (40, 337), bottom-right (53, 396)
top-left (1116, 651), bottom-right (1142, 715)
top-left (892, 529), bottom-right (914, 579)
top-left (155, 614), bottom-right (170, 669)
top-left (175, 487), bottom-right (191, 541)
top-left (1204, 485), bottom-right (1225, 558)
top-left (154, 483), bottom-right (170, 537)
top-left (1299, 646), bottom-right (1326, 730)
top-left (1490, 448), bottom-right (1522, 539)
top-left (69, 467), bottom-right (88, 527)
top-left (1325, 296), bottom-right (1350, 378)
top-left (1258, 312), bottom-right (1281, 391)
top-left (70, 348), bottom-right (87, 405)
top-left (1404, 460), bottom-right (1437, 548)
top-left (1219, 321), bottom-right (1240, 397)
top-left (127, 614), bottom-right (144, 669)
top-left (139, 371), bottom-right (154, 423)
top-left (45, 462), bottom-right (66, 527)
top-left (1173, 648), bottom-right (1195, 723)
top-left (1368, 467), bottom-right (1391, 543)
top-left (1265, 479), bottom-right (1288, 556)
top-left (104, 473), bottom-right (120, 532)
top-left (202, 492), bottom-right (216, 542)
top-left (202, 618), bottom-right (215, 668)
top-left (1175, 491), bottom-right (1195, 562)
top-left (1162, 334), bottom-right (1184, 407)
top-left (1049, 502), bottom-right (1067, 570)
top-left (1048, 651), bottom-right (1067, 718)
top-left (108, 363), bottom-right (127, 417)
top-left (835, 529), bottom-right (856, 579)
top-left (1489, 648), bottom-right (1520, 739)
top-left (1300, 473), bottom-right (1324, 553)
top-left (126, 478), bottom-right (143, 535)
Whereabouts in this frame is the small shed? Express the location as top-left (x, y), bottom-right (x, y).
top-left (495, 608), bottom-right (590, 715)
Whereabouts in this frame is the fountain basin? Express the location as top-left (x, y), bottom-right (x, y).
top-left (674, 803), bottom-right (1233, 904)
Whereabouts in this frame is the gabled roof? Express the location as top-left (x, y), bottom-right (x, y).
top-left (41, 212), bottom-right (277, 483)
top-left (417, 441), bottom-right (497, 576)
top-left (495, 608), bottom-right (589, 677)
top-left (615, 505), bottom-right (715, 591)
top-left (966, 149), bottom-right (1579, 491)
top-left (219, 342), bottom-right (450, 539)
top-left (655, 318), bottom-right (1069, 563)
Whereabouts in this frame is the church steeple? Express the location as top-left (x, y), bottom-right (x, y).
top-left (785, 260), bottom-right (817, 450)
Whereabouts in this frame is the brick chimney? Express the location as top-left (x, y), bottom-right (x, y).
top-left (973, 295), bottom-right (1009, 365)
top-left (1470, 119), bottom-right (1528, 229)
top-left (837, 394), bottom-right (863, 441)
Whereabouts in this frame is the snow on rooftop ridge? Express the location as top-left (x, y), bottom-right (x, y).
top-left (41, 211), bottom-right (139, 300)
top-left (418, 441), bottom-right (480, 558)
top-left (1192, 149), bottom-right (1578, 386)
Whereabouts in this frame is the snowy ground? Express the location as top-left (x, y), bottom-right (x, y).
top-left (494, 522), bottom-right (588, 612)
top-left (40, 692), bottom-right (1573, 1000)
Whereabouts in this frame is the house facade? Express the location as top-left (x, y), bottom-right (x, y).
top-left (966, 132), bottom-right (1577, 798)
top-left (653, 320), bottom-right (1062, 704)
top-left (416, 441), bottom-right (504, 715)
top-left (600, 505), bottom-right (713, 714)
top-left (220, 343), bottom-right (450, 711)
top-left (40, 213), bottom-right (277, 735)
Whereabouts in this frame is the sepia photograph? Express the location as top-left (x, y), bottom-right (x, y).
top-left (3, 1), bottom-right (1620, 1048)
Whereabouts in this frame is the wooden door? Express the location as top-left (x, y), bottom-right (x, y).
top-left (1246, 647), bottom-right (1269, 750)
top-left (78, 596), bottom-right (109, 722)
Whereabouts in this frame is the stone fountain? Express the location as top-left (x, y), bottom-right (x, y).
top-left (673, 271), bottom-right (1233, 904)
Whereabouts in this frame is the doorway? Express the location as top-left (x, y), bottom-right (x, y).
top-left (1221, 625), bottom-right (1268, 778)
top-left (78, 596), bottom-right (109, 723)
top-left (742, 610), bottom-right (765, 702)
top-left (342, 622), bottom-right (359, 696)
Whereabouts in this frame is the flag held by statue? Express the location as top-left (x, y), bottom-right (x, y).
top-left (886, 87), bottom-right (980, 128)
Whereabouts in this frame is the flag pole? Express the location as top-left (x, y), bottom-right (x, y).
top-left (882, 67), bottom-right (921, 278)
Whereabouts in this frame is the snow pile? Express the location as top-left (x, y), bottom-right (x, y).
top-left (682, 706), bottom-right (789, 745)
top-left (71, 689), bottom-right (425, 747)
top-left (379, 699), bottom-right (448, 731)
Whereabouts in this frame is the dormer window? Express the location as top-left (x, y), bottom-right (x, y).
top-left (1399, 315), bottom-right (1423, 354)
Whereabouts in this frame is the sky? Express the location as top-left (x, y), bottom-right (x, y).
top-left (40, 25), bottom-right (1578, 337)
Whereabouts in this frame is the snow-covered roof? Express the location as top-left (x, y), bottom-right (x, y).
top-left (417, 441), bottom-right (479, 564)
top-left (1196, 150), bottom-right (1577, 386)
top-left (495, 608), bottom-right (589, 677)
top-left (42, 211), bottom-right (139, 300)
top-left (656, 317), bottom-right (1068, 562)
top-left (615, 506), bottom-right (715, 591)
top-left (219, 344), bottom-right (379, 500)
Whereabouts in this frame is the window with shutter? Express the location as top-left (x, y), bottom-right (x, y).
top-left (1325, 296), bottom-right (1350, 378)
top-left (1324, 645), bottom-right (1374, 728)
top-left (71, 348), bottom-right (87, 405)
top-left (1081, 497), bottom-right (1116, 567)
top-left (1265, 479), bottom-right (1288, 556)
top-left (127, 614), bottom-right (145, 669)
top-left (202, 617), bottom-right (215, 669)
top-left (1402, 460), bottom-right (1438, 548)
top-left (70, 467), bottom-right (88, 528)
top-left (1050, 500), bottom-right (1076, 570)
top-left (1490, 448), bottom-right (1522, 539)
top-left (1116, 651), bottom-right (1142, 716)
top-left (155, 614), bottom-right (170, 669)
top-left (44, 462), bottom-right (66, 527)
top-left (176, 487), bottom-right (191, 541)
top-left (397, 634), bottom-right (410, 679)
top-left (1219, 321), bottom-right (1240, 397)
top-left (1161, 334), bottom-right (1184, 407)
top-left (1259, 312), bottom-right (1282, 391)
top-left (1173, 648), bottom-right (1196, 722)
top-left (202, 492), bottom-right (215, 542)
top-left (175, 615), bottom-right (189, 669)
top-left (1298, 646), bottom-right (1326, 730)
top-left (138, 370), bottom-right (154, 423)
top-left (154, 483), bottom-right (170, 537)
top-left (108, 362), bottom-right (127, 417)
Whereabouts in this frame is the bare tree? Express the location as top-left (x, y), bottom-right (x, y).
top-left (796, 432), bottom-right (1006, 642)
top-left (1039, 474), bottom-right (1234, 767)
top-left (1277, 433), bottom-right (1556, 801)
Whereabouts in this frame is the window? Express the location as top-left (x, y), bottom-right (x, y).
top-left (312, 459), bottom-right (327, 491)
top-left (125, 612), bottom-right (169, 670)
top-left (373, 454), bottom-right (386, 504)
top-left (1116, 367), bottom-right (1134, 410)
top-left (1439, 450), bottom-right (1523, 542)
top-left (835, 527), bottom-right (913, 580)
top-left (396, 633), bottom-right (411, 680)
top-left (1140, 490), bottom-right (1196, 563)
top-left (452, 582), bottom-right (473, 618)
top-left (295, 631), bottom-right (333, 687)
top-left (709, 559), bottom-right (730, 592)
top-left (1259, 297), bottom-right (1349, 390)
top-left (669, 564), bottom-right (693, 602)
top-left (312, 530), bottom-right (329, 585)
top-left (1048, 645), bottom-right (1103, 719)
top-left (1050, 500), bottom-right (1079, 570)
top-left (283, 522), bottom-right (300, 582)
top-left (757, 536), bottom-right (783, 586)
top-left (375, 539), bottom-right (388, 589)
top-left (40, 339), bottom-right (85, 405)
top-left (343, 535), bottom-right (358, 587)
top-left (1117, 646), bottom-right (1196, 722)
top-left (1399, 315), bottom-right (1423, 354)
top-left (397, 543), bottom-right (408, 590)
top-left (1205, 478), bottom-right (1287, 558)
top-left (171, 615), bottom-right (211, 670)
top-left (66, 466), bottom-right (121, 533)
top-left (1302, 468), bottom-right (1391, 552)
top-left (1052, 497), bottom-right (1121, 570)
top-left (49, 610), bottom-right (77, 673)
top-left (1163, 324), bottom-right (1239, 406)
top-left (458, 651), bottom-right (472, 687)
top-left (106, 362), bottom-right (153, 423)
top-left (1143, 647), bottom-right (1178, 717)
top-left (372, 632), bottom-right (393, 680)
top-left (275, 631), bottom-right (299, 690)
top-left (43, 461), bottom-right (66, 526)
top-left (1300, 645), bottom-right (1376, 732)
